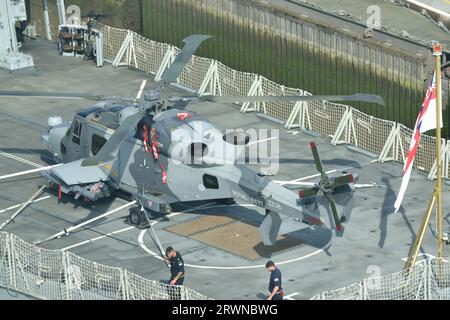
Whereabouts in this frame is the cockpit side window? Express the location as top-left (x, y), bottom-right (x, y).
top-left (91, 134), bottom-right (107, 155)
top-left (72, 120), bottom-right (83, 145)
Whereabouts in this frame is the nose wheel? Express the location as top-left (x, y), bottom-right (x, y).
top-left (126, 206), bottom-right (153, 228)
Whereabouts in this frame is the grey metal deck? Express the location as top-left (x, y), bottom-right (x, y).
top-left (0, 39), bottom-right (449, 300)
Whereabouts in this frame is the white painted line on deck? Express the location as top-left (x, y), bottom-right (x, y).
top-left (247, 136), bottom-right (278, 146)
top-left (0, 164), bottom-right (62, 181)
top-left (55, 201), bottom-right (236, 249)
top-left (35, 200), bottom-right (137, 245)
top-left (0, 151), bottom-right (43, 168)
top-left (135, 79), bottom-right (147, 100)
top-left (274, 180), bottom-right (315, 186)
top-left (0, 196), bottom-right (50, 214)
top-left (284, 292), bottom-right (299, 300)
top-left (60, 226), bottom-right (135, 251)
top-left (278, 159), bottom-right (378, 185)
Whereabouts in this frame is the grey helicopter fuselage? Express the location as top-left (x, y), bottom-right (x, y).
top-left (41, 101), bottom-right (342, 245)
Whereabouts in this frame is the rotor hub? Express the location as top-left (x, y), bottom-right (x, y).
top-left (318, 179), bottom-right (333, 195)
top-left (143, 90), bottom-right (160, 102)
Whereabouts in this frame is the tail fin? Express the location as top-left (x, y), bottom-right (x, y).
top-left (258, 210), bottom-right (282, 245)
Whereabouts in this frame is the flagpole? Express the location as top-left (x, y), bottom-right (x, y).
top-left (404, 44), bottom-right (443, 273)
top-left (404, 192), bottom-right (436, 271)
top-left (433, 43), bottom-right (443, 259)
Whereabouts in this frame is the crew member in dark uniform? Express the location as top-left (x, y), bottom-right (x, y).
top-left (164, 247), bottom-right (185, 299)
top-left (265, 260), bottom-right (283, 300)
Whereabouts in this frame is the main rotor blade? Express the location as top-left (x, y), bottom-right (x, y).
top-left (309, 142), bottom-right (327, 179)
top-left (200, 94), bottom-right (385, 105)
top-left (160, 35), bottom-right (211, 84)
top-left (82, 110), bottom-right (144, 166)
top-left (0, 90), bottom-right (103, 100)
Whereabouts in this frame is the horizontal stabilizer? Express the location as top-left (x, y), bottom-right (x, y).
top-left (44, 159), bottom-right (110, 185)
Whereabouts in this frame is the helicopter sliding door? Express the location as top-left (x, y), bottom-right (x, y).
top-left (117, 138), bottom-right (147, 193)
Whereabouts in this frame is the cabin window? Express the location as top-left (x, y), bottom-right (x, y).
top-left (203, 174), bottom-right (219, 189)
top-left (91, 134), bottom-right (107, 155)
top-left (60, 143), bottom-right (66, 155)
top-left (72, 120), bottom-right (82, 145)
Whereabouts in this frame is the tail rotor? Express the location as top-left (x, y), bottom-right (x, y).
top-left (300, 142), bottom-right (357, 236)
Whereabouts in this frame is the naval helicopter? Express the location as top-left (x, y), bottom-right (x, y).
top-left (0, 35), bottom-right (385, 245)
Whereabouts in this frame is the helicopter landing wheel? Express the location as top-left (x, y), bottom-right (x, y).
top-left (127, 207), bottom-right (154, 229)
top-left (129, 207), bottom-right (143, 226)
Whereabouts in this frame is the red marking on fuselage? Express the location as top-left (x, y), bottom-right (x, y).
top-left (58, 183), bottom-right (62, 204)
top-left (176, 112), bottom-right (191, 121)
top-left (306, 215), bottom-right (322, 225)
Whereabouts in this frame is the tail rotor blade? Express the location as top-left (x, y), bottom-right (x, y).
top-left (325, 193), bottom-right (344, 235)
top-left (331, 174), bottom-right (354, 187)
top-left (309, 142), bottom-right (326, 179)
top-left (298, 187), bottom-right (319, 200)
